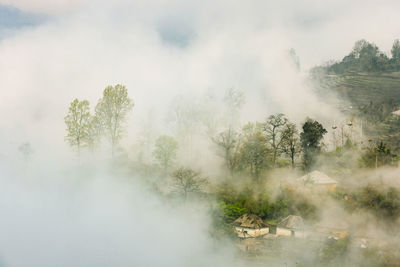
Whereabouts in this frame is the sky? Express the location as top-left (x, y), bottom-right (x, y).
top-left (1, 0), bottom-right (400, 65)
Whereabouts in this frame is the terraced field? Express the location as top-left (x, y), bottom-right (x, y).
top-left (313, 71), bottom-right (400, 109)
top-left (312, 71), bottom-right (400, 148)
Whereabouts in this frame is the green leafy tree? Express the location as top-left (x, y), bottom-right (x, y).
top-left (64, 99), bottom-right (92, 156)
top-left (263, 113), bottom-right (288, 167)
top-left (153, 135), bottom-right (178, 171)
top-left (87, 115), bottom-right (102, 151)
top-left (391, 39), bottom-right (400, 59)
top-left (171, 168), bottom-right (208, 200)
top-left (300, 118), bottom-right (327, 170)
top-left (95, 84), bottom-right (134, 157)
top-left (329, 39), bottom-right (389, 72)
top-left (281, 122), bottom-right (300, 168)
top-left (219, 202), bottom-right (247, 223)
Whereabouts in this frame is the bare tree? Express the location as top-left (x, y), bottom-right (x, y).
top-left (281, 122), bottom-right (300, 168)
top-left (213, 128), bottom-right (241, 176)
top-left (171, 168), bottom-right (207, 200)
top-left (263, 113), bottom-right (288, 167)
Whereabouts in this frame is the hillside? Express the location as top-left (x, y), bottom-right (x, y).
top-left (312, 70), bottom-right (400, 110)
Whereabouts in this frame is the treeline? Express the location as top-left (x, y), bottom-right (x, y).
top-left (213, 115), bottom-right (326, 178)
top-left (64, 84), bottom-right (133, 157)
top-left (63, 85), bottom-right (400, 175)
top-left (322, 39), bottom-right (400, 73)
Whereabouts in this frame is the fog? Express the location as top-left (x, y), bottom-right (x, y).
top-left (1, 0), bottom-right (400, 266)
top-left (2, 0), bottom-right (400, 153)
top-left (0, 162), bottom-right (246, 267)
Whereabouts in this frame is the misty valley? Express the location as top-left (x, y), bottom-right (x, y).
top-left (2, 1), bottom-right (400, 267)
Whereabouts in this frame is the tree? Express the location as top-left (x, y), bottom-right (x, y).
top-left (239, 123), bottom-right (270, 179)
top-left (360, 141), bottom-right (397, 168)
top-left (351, 40), bottom-right (387, 71)
top-left (263, 113), bottom-right (288, 167)
top-left (171, 168), bottom-right (208, 200)
top-left (281, 122), bottom-right (300, 168)
top-left (300, 118), bottom-right (327, 170)
top-left (153, 135), bottom-right (178, 172)
top-left (87, 115), bottom-right (102, 151)
top-left (95, 84), bottom-right (134, 157)
top-left (64, 99), bottom-right (92, 156)
top-left (329, 39), bottom-right (389, 73)
top-left (213, 128), bottom-right (241, 176)
top-left (391, 39), bottom-right (400, 59)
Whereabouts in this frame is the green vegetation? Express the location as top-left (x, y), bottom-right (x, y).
top-left (95, 84), bottom-right (134, 157)
top-left (313, 39), bottom-right (400, 150)
top-left (334, 185), bottom-right (400, 222)
top-left (214, 183), bottom-right (318, 225)
top-left (64, 85), bottom-right (134, 158)
top-left (64, 99), bottom-right (92, 155)
top-left (326, 39), bottom-right (400, 73)
top-left (63, 67), bottom-right (400, 265)
top-left (359, 141), bottom-right (398, 168)
top-left (300, 118), bottom-right (327, 170)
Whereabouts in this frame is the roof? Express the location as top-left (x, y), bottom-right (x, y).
top-left (278, 215), bottom-right (304, 229)
top-left (232, 214), bottom-right (268, 229)
top-left (392, 110), bottom-right (400, 116)
top-left (299, 171), bottom-right (338, 185)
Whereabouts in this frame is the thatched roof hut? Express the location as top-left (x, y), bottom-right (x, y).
top-left (392, 109), bottom-right (400, 116)
top-left (277, 215), bottom-right (304, 230)
top-left (232, 214), bottom-right (268, 229)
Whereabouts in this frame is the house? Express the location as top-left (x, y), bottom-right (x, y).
top-left (276, 215), bottom-right (308, 238)
top-left (392, 109), bottom-right (400, 116)
top-left (232, 214), bottom-right (270, 238)
top-left (299, 170), bottom-right (338, 191)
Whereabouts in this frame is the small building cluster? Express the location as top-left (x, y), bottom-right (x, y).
top-left (232, 213), bottom-right (270, 238)
top-left (233, 171), bottom-right (342, 241)
top-left (233, 214), bottom-right (312, 239)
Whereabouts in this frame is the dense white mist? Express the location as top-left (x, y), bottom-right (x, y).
top-left (0, 162), bottom-right (245, 267)
top-left (1, 1), bottom-right (400, 266)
